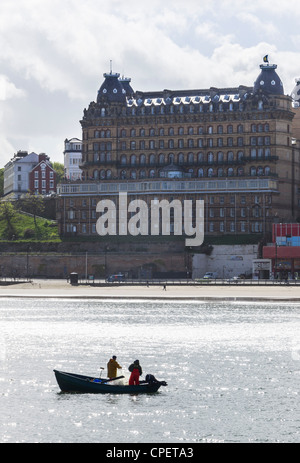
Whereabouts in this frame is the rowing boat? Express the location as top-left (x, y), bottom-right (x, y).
top-left (53, 370), bottom-right (167, 394)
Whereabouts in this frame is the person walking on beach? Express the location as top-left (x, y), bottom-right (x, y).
top-left (107, 355), bottom-right (122, 379)
top-left (128, 359), bottom-right (142, 385)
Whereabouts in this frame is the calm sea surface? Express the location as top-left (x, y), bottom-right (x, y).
top-left (0, 297), bottom-right (300, 443)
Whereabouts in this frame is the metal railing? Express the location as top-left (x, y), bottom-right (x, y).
top-left (75, 278), bottom-right (300, 287)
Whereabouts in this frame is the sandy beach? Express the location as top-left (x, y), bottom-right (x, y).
top-left (1, 279), bottom-right (300, 302)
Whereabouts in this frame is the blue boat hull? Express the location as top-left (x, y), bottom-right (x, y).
top-left (54, 370), bottom-right (164, 394)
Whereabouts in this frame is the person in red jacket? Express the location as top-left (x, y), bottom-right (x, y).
top-left (128, 359), bottom-right (142, 385)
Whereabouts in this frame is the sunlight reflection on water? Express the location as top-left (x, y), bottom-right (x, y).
top-left (0, 298), bottom-right (300, 443)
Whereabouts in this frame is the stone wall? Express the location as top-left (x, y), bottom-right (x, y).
top-left (0, 250), bottom-right (186, 279)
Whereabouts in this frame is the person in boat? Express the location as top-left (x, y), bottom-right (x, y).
top-left (107, 355), bottom-right (122, 379)
top-left (128, 359), bottom-right (142, 385)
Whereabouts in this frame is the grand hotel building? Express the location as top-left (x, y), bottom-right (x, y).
top-left (57, 60), bottom-right (300, 240)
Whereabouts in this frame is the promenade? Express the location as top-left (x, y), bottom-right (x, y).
top-left (1, 279), bottom-right (300, 302)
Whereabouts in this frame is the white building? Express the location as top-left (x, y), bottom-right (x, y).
top-left (3, 151), bottom-right (39, 199)
top-left (63, 138), bottom-right (82, 180)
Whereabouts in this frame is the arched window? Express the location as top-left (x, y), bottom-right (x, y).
top-left (198, 168), bottom-right (204, 178)
top-left (140, 154), bottom-right (146, 165)
top-left (208, 167), bottom-right (214, 177)
top-left (121, 155), bottom-right (127, 165)
top-left (198, 152), bottom-right (204, 163)
top-left (188, 153), bottom-right (194, 164)
top-left (149, 154), bottom-right (155, 165)
top-left (131, 155), bottom-right (137, 165)
top-left (178, 153), bottom-right (184, 165)
top-left (169, 153), bottom-right (175, 164)
top-left (227, 151), bottom-right (234, 162)
top-left (217, 152), bottom-right (224, 164)
top-left (149, 169), bottom-right (155, 178)
top-left (218, 168), bottom-right (224, 177)
top-left (228, 167), bottom-right (234, 177)
top-left (238, 167), bottom-right (244, 176)
top-left (93, 170), bottom-right (99, 179)
top-left (237, 151), bottom-right (244, 162)
top-left (250, 166), bottom-right (257, 176)
top-left (208, 152), bottom-right (214, 164)
top-left (121, 170), bottom-right (127, 179)
top-left (139, 170), bottom-right (146, 179)
top-left (100, 170), bottom-right (106, 179)
top-left (159, 154), bottom-right (165, 165)
top-left (106, 170), bottom-right (112, 179)
top-left (265, 166), bottom-right (271, 176)
top-left (257, 166), bottom-right (264, 176)
top-left (130, 170), bottom-right (137, 179)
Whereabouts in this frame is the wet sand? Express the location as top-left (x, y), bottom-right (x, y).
top-left (1, 279), bottom-right (300, 302)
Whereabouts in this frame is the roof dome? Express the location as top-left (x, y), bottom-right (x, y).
top-left (119, 77), bottom-right (134, 97)
top-left (291, 78), bottom-right (300, 105)
top-left (97, 72), bottom-right (127, 104)
top-left (253, 63), bottom-right (284, 95)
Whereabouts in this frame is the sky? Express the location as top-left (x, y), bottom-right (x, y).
top-left (0, 0), bottom-right (300, 167)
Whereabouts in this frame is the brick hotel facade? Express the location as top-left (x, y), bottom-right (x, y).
top-left (57, 60), bottom-right (300, 239)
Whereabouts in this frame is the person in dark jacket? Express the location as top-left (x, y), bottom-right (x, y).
top-left (128, 359), bottom-right (142, 385)
top-left (107, 355), bottom-right (122, 379)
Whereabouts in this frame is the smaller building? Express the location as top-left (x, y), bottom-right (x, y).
top-left (63, 138), bottom-right (82, 180)
top-left (3, 150), bottom-right (57, 199)
top-left (263, 223), bottom-right (300, 279)
top-left (29, 153), bottom-right (56, 195)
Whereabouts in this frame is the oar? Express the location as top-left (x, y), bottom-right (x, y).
top-left (103, 375), bottom-right (125, 383)
top-left (99, 367), bottom-right (104, 378)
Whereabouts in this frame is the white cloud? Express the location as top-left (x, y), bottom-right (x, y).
top-left (0, 75), bottom-right (25, 101)
top-left (0, 0), bottom-right (300, 167)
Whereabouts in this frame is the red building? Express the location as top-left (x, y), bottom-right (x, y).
top-left (263, 223), bottom-right (300, 278)
top-left (29, 154), bottom-right (56, 195)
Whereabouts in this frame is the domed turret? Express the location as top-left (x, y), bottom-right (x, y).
top-left (119, 76), bottom-right (134, 98)
top-left (291, 78), bottom-right (300, 106)
top-left (97, 72), bottom-right (127, 104)
top-left (253, 59), bottom-right (284, 95)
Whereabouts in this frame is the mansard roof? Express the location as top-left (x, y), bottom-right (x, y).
top-left (253, 63), bottom-right (284, 96)
top-left (82, 59), bottom-right (287, 121)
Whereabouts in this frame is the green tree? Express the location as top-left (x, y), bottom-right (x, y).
top-left (0, 201), bottom-right (17, 239)
top-left (19, 193), bottom-right (45, 231)
top-left (53, 162), bottom-right (65, 184)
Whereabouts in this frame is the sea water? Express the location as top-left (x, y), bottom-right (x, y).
top-left (0, 298), bottom-right (299, 443)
